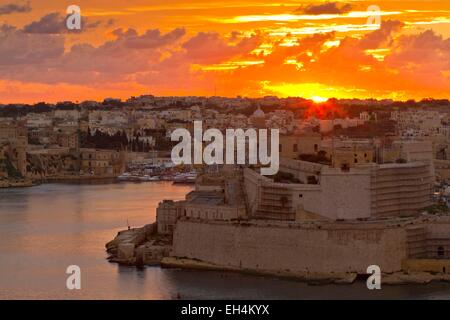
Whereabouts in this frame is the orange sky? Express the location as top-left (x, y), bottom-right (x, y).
top-left (0, 0), bottom-right (449, 103)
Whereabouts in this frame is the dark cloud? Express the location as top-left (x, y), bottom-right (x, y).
top-left (0, 2), bottom-right (31, 15)
top-left (360, 20), bottom-right (404, 49)
top-left (297, 2), bottom-right (352, 15)
top-left (23, 12), bottom-right (66, 34)
top-left (0, 24), bottom-right (64, 65)
top-left (23, 12), bottom-right (103, 34)
top-left (0, 25), bottom-right (190, 84)
top-left (113, 27), bottom-right (186, 49)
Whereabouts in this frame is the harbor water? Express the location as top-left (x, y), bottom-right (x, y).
top-left (1, 182), bottom-right (450, 300)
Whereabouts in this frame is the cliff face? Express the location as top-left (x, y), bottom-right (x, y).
top-left (26, 153), bottom-right (79, 179)
top-left (0, 157), bottom-right (33, 188)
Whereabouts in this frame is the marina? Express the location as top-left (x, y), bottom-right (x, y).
top-left (117, 162), bottom-right (198, 184)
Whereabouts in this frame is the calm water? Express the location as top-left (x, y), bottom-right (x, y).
top-left (1, 182), bottom-right (450, 300)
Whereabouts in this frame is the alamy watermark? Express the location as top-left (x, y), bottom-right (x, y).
top-left (367, 265), bottom-right (381, 290)
top-left (171, 121), bottom-right (280, 175)
top-left (66, 265), bottom-right (81, 290)
top-left (367, 5), bottom-right (381, 27)
top-left (66, 5), bottom-right (81, 30)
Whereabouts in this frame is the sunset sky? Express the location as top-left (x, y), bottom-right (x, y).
top-left (0, 0), bottom-right (449, 103)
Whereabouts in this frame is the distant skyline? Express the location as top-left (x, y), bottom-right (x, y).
top-left (0, 0), bottom-right (449, 103)
top-left (2, 94), bottom-right (450, 107)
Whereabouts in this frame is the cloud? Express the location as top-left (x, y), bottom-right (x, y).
top-left (0, 24), bottom-right (64, 65)
top-left (112, 27), bottom-right (186, 49)
top-left (360, 20), bottom-right (404, 49)
top-left (23, 12), bottom-right (103, 34)
top-left (297, 2), bottom-right (352, 15)
top-left (0, 14), bottom-right (448, 101)
top-left (195, 24), bottom-right (449, 99)
top-left (133, 31), bottom-right (262, 93)
top-left (0, 2), bottom-right (31, 15)
top-left (23, 12), bottom-right (66, 34)
top-left (182, 31), bottom-right (261, 64)
top-left (385, 30), bottom-right (450, 91)
top-left (0, 25), bottom-right (190, 85)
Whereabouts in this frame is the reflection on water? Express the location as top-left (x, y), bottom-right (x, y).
top-left (1, 182), bottom-right (450, 300)
top-left (0, 182), bottom-right (192, 299)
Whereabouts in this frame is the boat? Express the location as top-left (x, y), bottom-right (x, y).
top-left (186, 174), bottom-right (197, 183)
top-left (160, 175), bottom-right (174, 181)
top-left (173, 172), bottom-right (197, 184)
top-left (138, 175), bottom-right (160, 182)
top-left (117, 173), bottom-right (133, 181)
top-left (118, 173), bottom-right (148, 182)
top-left (138, 175), bottom-right (151, 181)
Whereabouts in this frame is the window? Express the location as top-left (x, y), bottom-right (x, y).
top-left (280, 196), bottom-right (289, 207)
top-left (293, 144), bottom-right (298, 152)
top-left (438, 246), bottom-right (445, 258)
top-left (314, 144), bottom-right (318, 152)
top-left (307, 176), bottom-right (318, 184)
top-left (279, 144), bottom-right (283, 152)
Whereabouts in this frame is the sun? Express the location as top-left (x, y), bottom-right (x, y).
top-left (311, 96), bottom-right (328, 103)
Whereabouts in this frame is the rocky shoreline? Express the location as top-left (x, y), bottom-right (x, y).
top-left (106, 225), bottom-right (450, 286)
top-left (44, 175), bottom-right (117, 182)
top-left (0, 176), bottom-right (119, 189)
top-left (106, 223), bottom-right (172, 266)
top-left (0, 179), bottom-right (34, 188)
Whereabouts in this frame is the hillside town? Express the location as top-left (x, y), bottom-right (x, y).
top-left (2, 96), bottom-right (450, 188)
top-left (2, 94), bottom-right (450, 282)
top-left (69, 94), bottom-right (450, 284)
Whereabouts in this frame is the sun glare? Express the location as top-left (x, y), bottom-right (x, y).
top-left (311, 96), bottom-right (328, 103)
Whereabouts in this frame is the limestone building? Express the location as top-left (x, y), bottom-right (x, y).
top-left (80, 148), bottom-right (125, 176)
top-left (0, 121), bottom-right (28, 177)
top-left (245, 159), bottom-right (433, 221)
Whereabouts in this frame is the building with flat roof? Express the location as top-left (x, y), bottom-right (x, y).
top-left (244, 158), bottom-right (434, 221)
top-left (80, 148), bottom-right (125, 176)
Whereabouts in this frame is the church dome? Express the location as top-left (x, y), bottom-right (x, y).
top-left (252, 107), bottom-right (265, 118)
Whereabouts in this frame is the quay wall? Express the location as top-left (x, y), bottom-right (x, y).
top-left (171, 219), bottom-right (408, 274)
